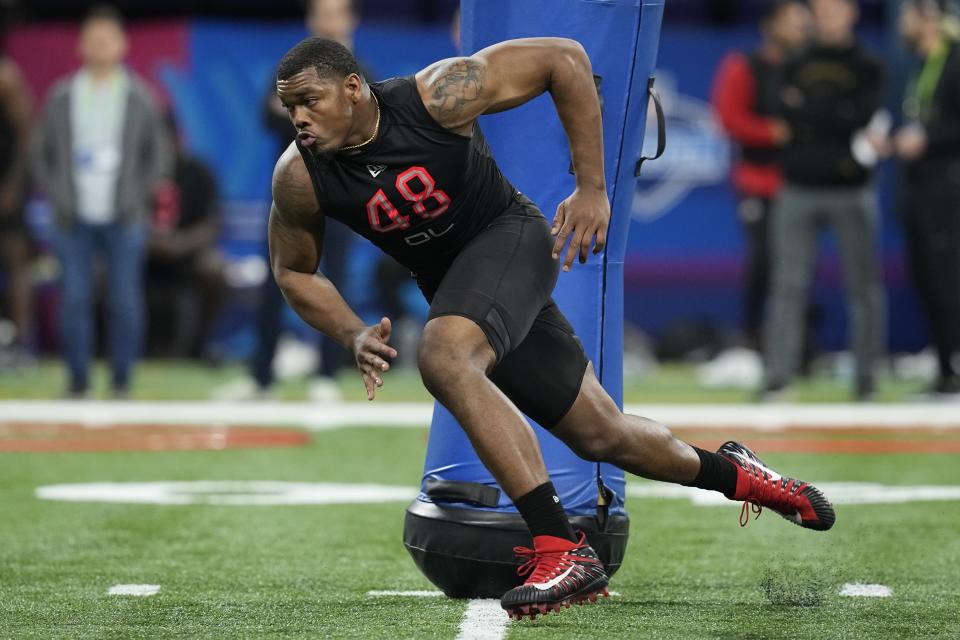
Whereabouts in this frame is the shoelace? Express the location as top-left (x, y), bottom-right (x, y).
top-left (740, 501), bottom-right (762, 527)
top-left (739, 471), bottom-right (808, 527)
top-left (513, 546), bottom-right (575, 585)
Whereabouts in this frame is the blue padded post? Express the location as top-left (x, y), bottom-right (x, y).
top-left (403, 0), bottom-right (665, 598)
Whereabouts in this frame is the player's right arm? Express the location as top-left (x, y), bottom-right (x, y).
top-left (416, 38), bottom-right (609, 272)
top-left (269, 144), bottom-right (397, 400)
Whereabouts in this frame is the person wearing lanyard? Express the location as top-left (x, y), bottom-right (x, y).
top-left (30, 6), bottom-right (171, 397)
top-left (895, 0), bottom-right (960, 396)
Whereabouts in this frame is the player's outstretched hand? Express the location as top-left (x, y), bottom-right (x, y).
top-left (551, 186), bottom-right (610, 272)
top-left (350, 317), bottom-right (398, 401)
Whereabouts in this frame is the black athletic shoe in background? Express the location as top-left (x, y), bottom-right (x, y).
top-left (718, 441), bottom-right (836, 531)
top-left (500, 532), bottom-right (609, 620)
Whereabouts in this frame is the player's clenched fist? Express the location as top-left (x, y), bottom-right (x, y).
top-left (350, 317), bottom-right (398, 401)
top-left (551, 186), bottom-right (610, 272)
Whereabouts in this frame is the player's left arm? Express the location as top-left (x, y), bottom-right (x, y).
top-left (416, 38), bottom-right (608, 271)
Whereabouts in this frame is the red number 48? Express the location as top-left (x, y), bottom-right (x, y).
top-left (366, 166), bottom-right (451, 233)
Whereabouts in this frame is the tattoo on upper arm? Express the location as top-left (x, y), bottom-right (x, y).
top-left (426, 59), bottom-right (486, 126)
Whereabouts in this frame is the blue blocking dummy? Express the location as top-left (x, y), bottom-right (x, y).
top-left (403, 0), bottom-right (665, 598)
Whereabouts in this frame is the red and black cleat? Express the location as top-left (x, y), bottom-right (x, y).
top-left (719, 441), bottom-right (836, 531)
top-left (500, 532), bottom-right (610, 621)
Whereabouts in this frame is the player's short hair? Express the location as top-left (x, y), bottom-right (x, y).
top-left (276, 36), bottom-right (362, 83)
top-left (82, 4), bottom-right (125, 30)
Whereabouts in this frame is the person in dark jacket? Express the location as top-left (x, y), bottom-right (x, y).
top-left (145, 116), bottom-right (225, 359)
top-left (0, 51), bottom-right (32, 367)
top-left (895, 0), bottom-right (960, 395)
top-left (762, 0), bottom-right (886, 400)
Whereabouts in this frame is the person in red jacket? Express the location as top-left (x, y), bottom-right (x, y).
top-left (711, 0), bottom-right (811, 354)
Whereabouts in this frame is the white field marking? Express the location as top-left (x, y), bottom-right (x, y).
top-left (839, 583), bottom-right (892, 597)
top-left (4, 400), bottom-right (960, 431)
top-left (627, 482), bottom-right (960, 506)
top-left (108, 584), bottom-right (160, 596)
top-left (0, 401), bottom-right (432, 431)
top-left (35, 479), bottom-right (960, 507)
top-left (36, 481), bottom-right (417, 506)
top-left (456, 599), bottom-right (509, 640)
top-left (366, 591), bottom-right (510, 640)
top-left (367, 590), bottom-right (444, 597)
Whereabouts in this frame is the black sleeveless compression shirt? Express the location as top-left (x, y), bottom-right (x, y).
top-left (295, 75), bottom-right (517, 276)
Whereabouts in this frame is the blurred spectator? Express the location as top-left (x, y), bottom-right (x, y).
top-left (895, 0), bottom-right (960, 396)
top-left (145, 115), bottom-right (225, 359)
top-left (0, 49), bottom-right (32, 368)
top-left (706, 0), bottom-right (810, 388)
top-left (762, 0), bottom-right (885, 400)
top-left (450, 5), bottom-right (460, 50)
top-left (215, 0), bottom-right (367, 402)
top-left (30, 5), bottom-right (171, 397)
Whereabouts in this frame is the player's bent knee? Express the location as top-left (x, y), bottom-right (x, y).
top-left (417, 317), bottom-right (495, 394)
top-left (565, 418), bottom-right (626, 464)
top-left (417, 349), bottom-right (458, 397)
top-left (417, 339), bottom-right (484, 399)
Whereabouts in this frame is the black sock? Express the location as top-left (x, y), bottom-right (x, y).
top-left (687, 446), bottom-right (738, 497)
top-left (514, 481), bottom-right (577, 542)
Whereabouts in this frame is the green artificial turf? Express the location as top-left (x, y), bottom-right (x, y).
top-left (1, 427), bottom-right (958, 639)
top-left (0, 360), bottom-right (930, 403)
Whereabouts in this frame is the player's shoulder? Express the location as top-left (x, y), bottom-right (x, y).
top-left (414, 55), bottom-right (485, 102)
top-left (414, 55), bottom-right (486, 133)
top-left (372, 75), bottom-right (419, 103)
top-left (374, 74), bottom-right (445, 129)
top-left (272, 142), bottom-right (320, 222)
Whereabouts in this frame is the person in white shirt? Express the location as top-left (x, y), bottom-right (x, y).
top-left (31, 5), bottom-right (171, 397)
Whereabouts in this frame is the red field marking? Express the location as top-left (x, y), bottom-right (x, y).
top-left (0, 423), bottom-right (310, 452)
top-left (673, 423), bottom-right (960, 454)
top-left (676, 434), bottom-right (960, 454)
top-left (671, 425), bottom-right (960, 436)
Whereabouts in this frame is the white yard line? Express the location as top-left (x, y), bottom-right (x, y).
top-left (839, 583), bottom-right (892, 597)
top-left (108, 584), bottom-right (160, 596)
top-left (367, 588), bottom-right (623, 638)
top-left (0, 401), bottom-right (432, 430)
top-left (2, 400), bottom-right (960, 430)
top-left (455, 599), bottom-right (509, 640)
top-left (367, 591), bottom-right (510, 640)
top-left (625, 404), bottom-right (960, 430)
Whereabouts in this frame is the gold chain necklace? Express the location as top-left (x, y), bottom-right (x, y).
top-left (339, 93), bottom-right (380, 152)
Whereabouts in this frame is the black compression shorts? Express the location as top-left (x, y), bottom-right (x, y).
top-left (417, 192), bottom-right (589, 429)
